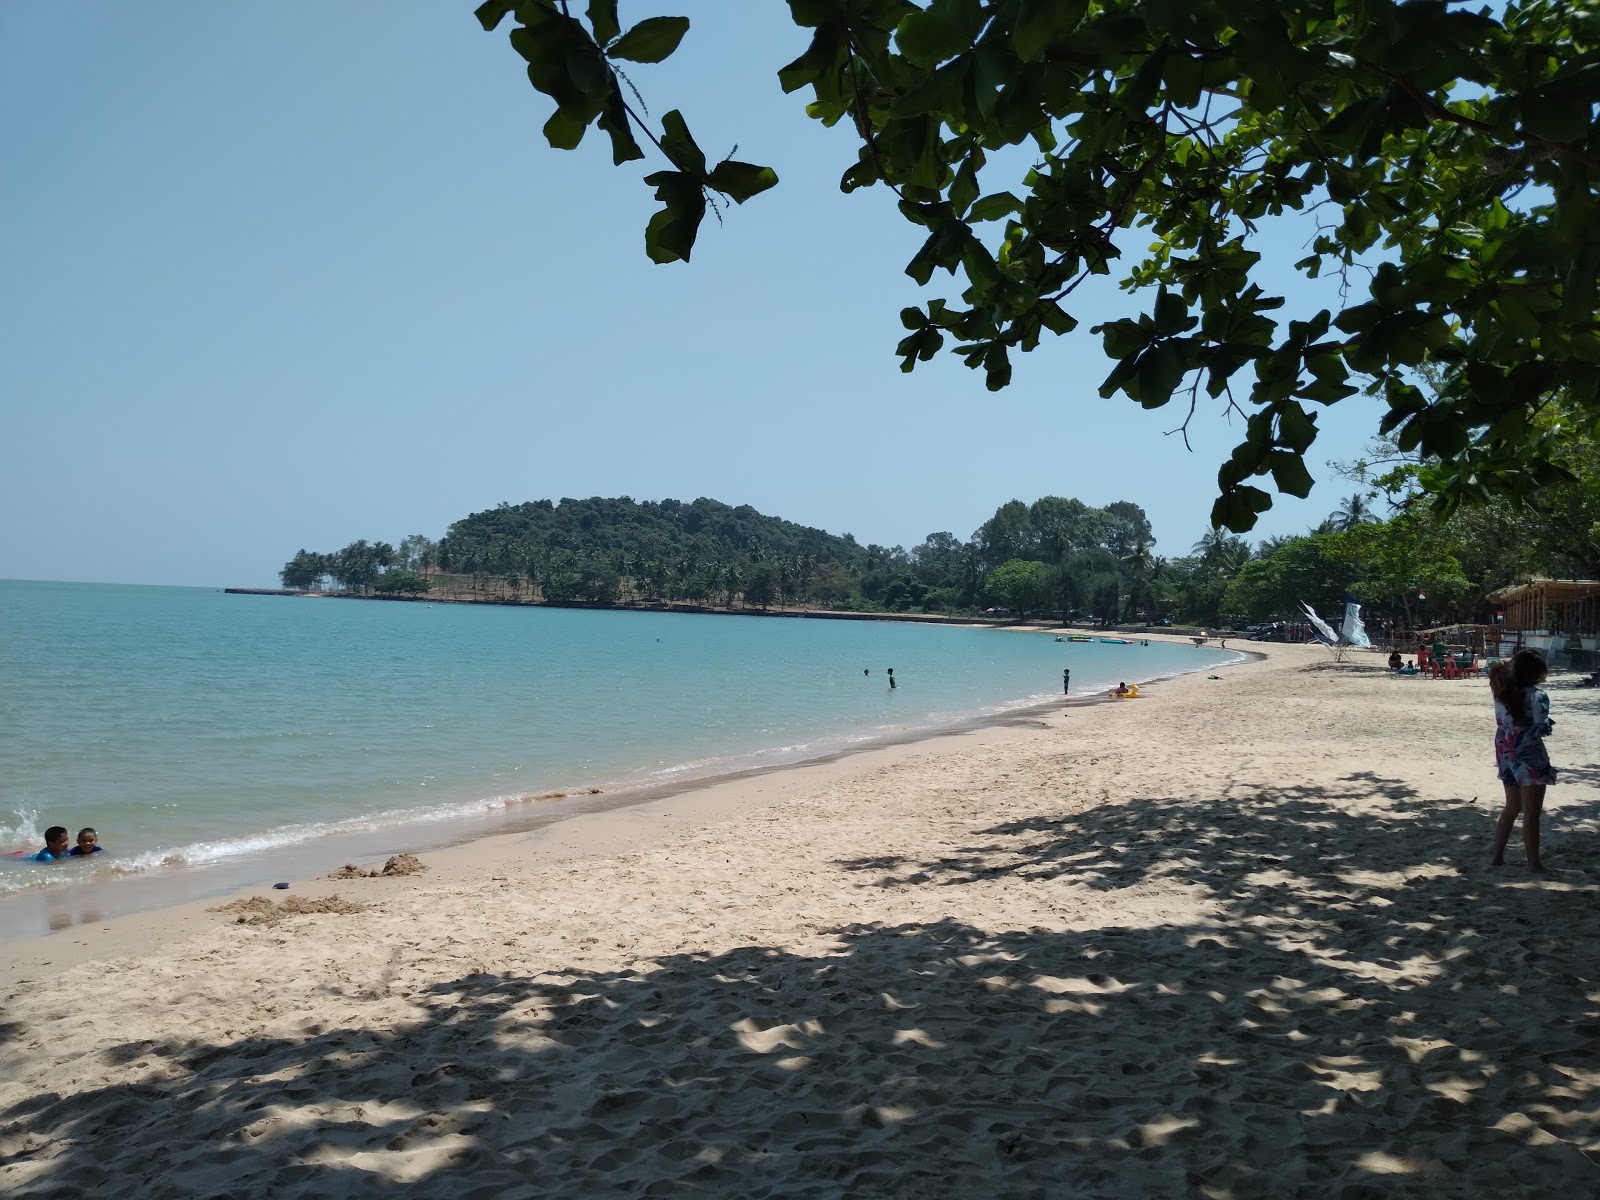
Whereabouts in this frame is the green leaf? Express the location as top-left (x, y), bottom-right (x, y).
top-left (968, 191), bottom-right (1021, 221)
top-left (984, 343), bottom-right (1012, 390)
top-left (778, 28), bottom-right (841, 94)
top-left (587, 0), bottom-right (621, 45)
top-left (1164, 51), bottom-right (1202, 108)
top-left (1013, 0), bottom-right (1086, 62)
top-left (1136, 343), bottom-right (1187, 408)
top-left (706, 160), bottom-right (780, 203)
top-left (475, 0), bottom-right (516, 32)
top-left (1276, 401), bottom-right (1318, 453)
top-left (1523, 87), bottom-right (1592, 143)
top-left (597, 89), bottom-right (645, 164)
top-left (564, 40), bottom-right (610, 96)
top-left (949, 159), bottom-right (979, 215)
top-left (543, 107), bottom-right (590, 150)
top-left (608, 15), bottom-right (689, 63)
top-left (896, 8), bottom-right (970, 68)
top-left (1268, 451), bottom-right (1315, 498)
top-left (1153, 289), bottom-right (1190, 335)
top-left (1298, 378), bottom-right (1361, 405)
top-left (659, 109), bottom-right (707, 176)
top-left (905, 233), bottom-right (941, 285)
top-left (1037, 301), bottom-right (1077, 335)
top-left (642, 170), bottom-right (706, 264)
top-left (1211, 485), bottom-right (1272, 533)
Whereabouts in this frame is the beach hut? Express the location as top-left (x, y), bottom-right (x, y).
top-left (1484, 578), bottom-right (1600, 667)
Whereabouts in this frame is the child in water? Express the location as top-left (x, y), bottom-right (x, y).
top-left (1489, 650), bottom-right (1556, 872)
top-left (31, 826), bottom-right (70, 862)
top-left (70, 828), bottom-right (103, 856)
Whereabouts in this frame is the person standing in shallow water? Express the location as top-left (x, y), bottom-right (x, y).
top-left (887, 668), bottom-right (896, 689)
top-left (1063, 667), bottom-right (1070, 695)
top-left (1489, 649), bottom-right (1557, 872)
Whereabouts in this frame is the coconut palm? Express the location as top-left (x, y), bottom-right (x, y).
top-left (1326, 493), bottom-right (1380, 531)
top-left (1191, 530), bottom-right (1249, 574)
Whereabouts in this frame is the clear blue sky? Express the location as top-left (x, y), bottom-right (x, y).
top-left (1, 2), bottom-right (1385, 588)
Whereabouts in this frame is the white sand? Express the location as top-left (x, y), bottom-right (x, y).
top-left (2, 642), bottom-right (1598, 1196)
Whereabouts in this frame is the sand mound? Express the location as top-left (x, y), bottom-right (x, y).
top-left (326, 853), bottom-right (427, 880)
top-left (379, 853), bottom-right (425, 876)
top-left (209, 895), bottom-right (369, 926)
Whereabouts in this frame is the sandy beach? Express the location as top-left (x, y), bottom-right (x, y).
top-left (3, 641), bottom-right (1598, 1196)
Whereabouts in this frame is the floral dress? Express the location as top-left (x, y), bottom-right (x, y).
top-left (1495, 686), bottom-right (1557, 787)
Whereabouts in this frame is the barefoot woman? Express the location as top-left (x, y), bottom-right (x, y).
top-left (1489, 650), bottom-right (1557, 871)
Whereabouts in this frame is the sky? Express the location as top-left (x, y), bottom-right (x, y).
top-left (1, 2), bottom-right (1387, 588)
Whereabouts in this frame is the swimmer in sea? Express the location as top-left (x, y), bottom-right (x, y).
top-left (31, 826), bottom-right (70, 862)
top-left (69, 827), bottom-right (102, 856)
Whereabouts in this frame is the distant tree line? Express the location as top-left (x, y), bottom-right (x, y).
top-left (280, 410), bottom-right (1598, 632)
top-left (279, 535), bottom-right (435, 596)
top-left (278, 494), bottom-right (1164, 618)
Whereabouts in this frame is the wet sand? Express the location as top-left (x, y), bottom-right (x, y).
top-left (3, 641), bottom-right (1598, 1196)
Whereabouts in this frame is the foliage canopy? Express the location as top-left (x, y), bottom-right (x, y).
top-left (479, 0), bottom-right (1600, 532)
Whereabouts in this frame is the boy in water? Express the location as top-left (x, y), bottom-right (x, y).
top-left (32, 826), bottom-right (70, 862)
top-left (69, 828), bottom-right (103, 856)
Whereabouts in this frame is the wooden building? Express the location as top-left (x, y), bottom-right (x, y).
top-left (1484, 579), bottom-right (1600, 665)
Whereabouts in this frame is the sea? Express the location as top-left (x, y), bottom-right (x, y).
top-left (0, 580), bottom-right (1240, 933)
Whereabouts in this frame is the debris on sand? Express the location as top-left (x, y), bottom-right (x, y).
top-left (326, 853), bottom-right (428, 880)
top-left (210, 895), bottom-right (369, 926)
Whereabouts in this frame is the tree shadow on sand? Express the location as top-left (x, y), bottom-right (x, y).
top-left (4, 776), bottom-right (1600, 1197)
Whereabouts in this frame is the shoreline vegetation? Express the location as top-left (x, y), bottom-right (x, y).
top-left (269, 487), bottom-right (1598, 637)
top-left (228, 585), bottom-right (1212, 632)
top-left (6, 641), bottom-right (1597, 1196)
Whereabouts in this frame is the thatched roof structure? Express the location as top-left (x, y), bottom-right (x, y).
top-left (1485, 579), bottom-right (1600, 636)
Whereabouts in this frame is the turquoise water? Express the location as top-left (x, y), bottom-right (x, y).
top-left (0, 580), bottom-right (1237, 905)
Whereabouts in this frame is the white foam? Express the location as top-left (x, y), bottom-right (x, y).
top-left (0, 651), bottom-right (1244, 898)
top-left (1, 807), bottom-right (41, 848)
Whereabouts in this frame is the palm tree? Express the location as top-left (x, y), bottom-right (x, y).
top-left (1191, 530), bottom-right (1249, 574)
top-left (1326, 493), bottom-right (1380, 531)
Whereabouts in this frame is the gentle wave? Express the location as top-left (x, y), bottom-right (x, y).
top-left (2, 581), bottom-right (1246, 914)
top-left (0, 659), bottom-right (1248, 898)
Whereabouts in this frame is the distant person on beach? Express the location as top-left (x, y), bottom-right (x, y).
top-left (69, 828), bottom-right (102, 856)
top-left (1388, 651), bottom-right (1403, 670)
top-left (1063, 667), bottom-right (1070, 695)
top-left (1114, 681), bottom-right (1128, 697)
top-left (1489, 650), bottom-right (1556, 872)
top-left (31, 826), bottom-right (70, 862)
top-left (887, 668), bottom-right (897, 689)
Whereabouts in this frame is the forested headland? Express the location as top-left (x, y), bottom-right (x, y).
top-left (277, 422), bottom-right (1600, 631)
